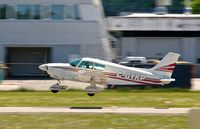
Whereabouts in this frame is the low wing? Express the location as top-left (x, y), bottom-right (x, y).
top-left (76, 69), bottom-right (107, 85)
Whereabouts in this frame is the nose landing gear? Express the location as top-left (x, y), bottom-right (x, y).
top-left (50, 80), bottom-right (67, 93)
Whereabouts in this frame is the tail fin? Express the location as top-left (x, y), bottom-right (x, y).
top-left (150, 52), bottom-right (180, 78)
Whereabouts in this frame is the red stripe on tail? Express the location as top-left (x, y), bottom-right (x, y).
top-left (156, 63), bottom-right (176, 73)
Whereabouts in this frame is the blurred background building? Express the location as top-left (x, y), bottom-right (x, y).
top-left (0, 0), bottom-right (200, 77)
top-left (107, 14), bottom-right (200, 63)
top-left (0, 0), bottom-right (112, 76)
top-left (106, 0), bottom-right (200, 77)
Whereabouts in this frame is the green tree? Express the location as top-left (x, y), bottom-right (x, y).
top-left (102, 0), bottom-right (135, 16)
top-left (102, 0), bottom-right (155, 16)
top-left (191, 0), bottom-right (200, 14)
top-left (102, 0), bottom-right (184, 16)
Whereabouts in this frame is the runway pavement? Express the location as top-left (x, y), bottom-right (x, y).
top-left (0, 78), bottom-right (200, 91)
top-left (0, 107), bottom-right (191, 115)
top-left (0, 80), bottom-right (89, 91)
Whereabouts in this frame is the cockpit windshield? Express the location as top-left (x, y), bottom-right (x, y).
top-left (69, 58), bottom-right (82, 67)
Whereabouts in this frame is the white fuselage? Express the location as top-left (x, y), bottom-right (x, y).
top-left (39, 52), bottom-right (180, 94)
top-left (41, 59), bottom-right (164, 86)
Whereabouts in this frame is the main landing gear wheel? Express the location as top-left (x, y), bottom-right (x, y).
top-left (84, 76), bottom-right (104, 97)
top-left (84, 86), bottom-right (103, 97)
top-left (50, 84), bottom-right (61, 93)
top-left (87, 93), bottom-right (95, 97)
top-left (51, 90), bottom-right (59, 93)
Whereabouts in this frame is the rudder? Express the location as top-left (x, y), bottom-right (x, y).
top-left (150, 52), bottom-right (180, 78)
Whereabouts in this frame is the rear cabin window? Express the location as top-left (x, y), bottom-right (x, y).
top-left (78, 61), bottom-right (94, 69)
top-left (94, 63), bottom-right (105, 71)
top-left (69, 59), bottom-right (81, 67)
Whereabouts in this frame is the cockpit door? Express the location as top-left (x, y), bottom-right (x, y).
top-left (77, 60), bottom-right (94, 82)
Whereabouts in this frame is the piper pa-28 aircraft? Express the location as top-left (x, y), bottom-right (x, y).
top-left (39, 52), bottom-right (180, 97)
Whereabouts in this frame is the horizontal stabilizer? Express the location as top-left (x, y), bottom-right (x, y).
top-left (160, 78), bottom-right (175, 84)
top-left (150, 52), bottom-right (180, 78)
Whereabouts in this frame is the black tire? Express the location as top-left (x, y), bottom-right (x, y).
top-left (51, 90), bottom-right (59, 93)
top-left (87, 93), bottom-right (95, 97)
top-left (107, 84), bottom-right (113, 89)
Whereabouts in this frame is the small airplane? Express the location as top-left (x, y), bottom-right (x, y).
top-left (39, 52), bottom-right (180, 97)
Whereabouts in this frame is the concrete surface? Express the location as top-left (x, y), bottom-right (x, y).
top-left (0, 107), bottom-right (191, 115)
top-left (0, 80), bottom-right (89, 91)
top-left (188, 109), bottom-right (200, 129)
top-left (191, 78), bottom-right (200, 91)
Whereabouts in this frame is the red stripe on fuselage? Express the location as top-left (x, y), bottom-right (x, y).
top-left (144, 78), bottom-right (162, 83)
top-left (103, 71), bottom-right (162, 85)
top-left (103, 72), bottom-right (117, 76)
top-left (64, 68), bottom-right (162, 85)
top-left (108, 76), bottom-right (162, 85)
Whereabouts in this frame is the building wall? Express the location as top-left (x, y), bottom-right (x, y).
top-left (138, 38), bottom-right (181, 58)
top-left (0, 21), bottom-right (101, 45)
top-left (107, 15), bottom-right (200, 31)
top-left (196, 39), bottom-right (200, 77)
top-left (0, 0), bottom-right (112, 64)
top-left (52, 45), bottom-right (80, 63)
top-left (120, 37), bottom-right (199, 63)
top-left (0, 0), bottom-right (112, 76)
top-left (0, 45), bottom-right (5, 63)
top-left (196, 38), bottom-right (200, 63)
top-left (108, 14), bottom-right (200, 77)
top-left (182, 38), bottom-right (197, 63)
top-left (108, 14), bottom-right (200, 64)
top-left (121, 38), bottom-right (138, 56)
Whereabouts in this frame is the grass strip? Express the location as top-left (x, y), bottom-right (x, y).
top-left (0, 90), bottom-right (199, 107)
top-left (0, 114), bottom-right (186, 129)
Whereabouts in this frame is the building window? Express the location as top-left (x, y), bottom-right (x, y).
top-left (41, 5), bottom-right (50, 19)
top-left (30, 5), bottom-right (41, 19)
top-left (0, 5), bottom-right (6, 19)
top-left (16, 5), bottom-right (30, 19)
top-left (75, 5), bottom-right (81, 20)
top-left (0, 4), bottom-right (81, 20)
top-left (64, 5), bottom-right (75, 19)
top-left (197, 58), bottom-right (200, 64)
top-left (6, 5), bottom-right (16, 19)
top-left (51, 5), bottom-right (64, 20)
top-left (64, 5), bottom-right (81, 20)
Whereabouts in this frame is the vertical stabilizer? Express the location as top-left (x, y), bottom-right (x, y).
top-left (150, 52), bottom-right (180, 77)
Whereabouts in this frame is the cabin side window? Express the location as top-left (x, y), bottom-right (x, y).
top-left (94, 63), bottom-right (105, 71)
top-left (78, 61), bottom-right (94, 69)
